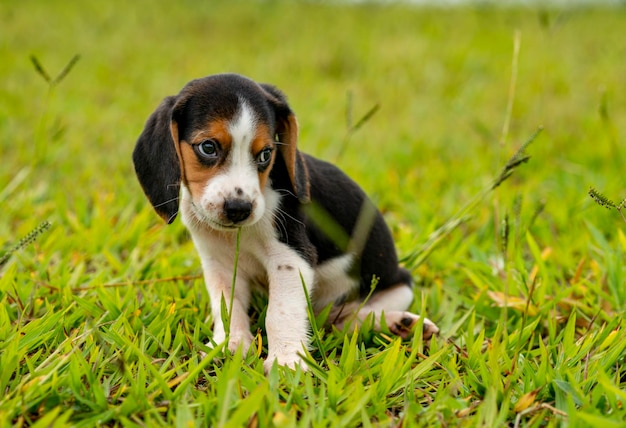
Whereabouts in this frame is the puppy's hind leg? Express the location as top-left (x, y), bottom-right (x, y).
top-left (331, 283), bottom-right (439, 340)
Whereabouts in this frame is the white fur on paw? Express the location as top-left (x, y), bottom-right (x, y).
top-left (421, 317), bottom-right (439, 339)
top-left (227, 331), bottom-right (254, 354)
top-left (205, 330), bottom-right (254, 355)
top-left (385, 311), bottom-right (439, 340)
top-left (264, 352), bottom-right (307, 373)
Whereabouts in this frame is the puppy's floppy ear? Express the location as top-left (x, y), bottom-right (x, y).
top-left (132, 96), bottom-right (181, 224)
top-left (260, 83), bottom-right (310, 203)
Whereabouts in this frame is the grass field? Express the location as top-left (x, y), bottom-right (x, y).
top-left (2, 0), bottom-right (626, 426)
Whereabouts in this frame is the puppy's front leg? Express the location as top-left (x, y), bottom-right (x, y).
top-left (264, 249), bottom-right (315, 372)
top-left (203, 261), bottom-right (254, 355)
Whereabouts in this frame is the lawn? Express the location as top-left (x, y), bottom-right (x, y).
top-left (1, 0), bottom-right (626, 426)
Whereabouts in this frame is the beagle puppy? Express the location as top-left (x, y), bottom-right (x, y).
top-left (133, 73), bottom-right (438, 371)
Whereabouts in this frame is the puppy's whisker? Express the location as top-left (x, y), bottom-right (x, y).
top-left (166, 211), bottom-right (179, 224)
top-left (272, 211), bottom-right (289, 241)
top-left (152, 196), bottom-right (180, 209)
top-left (275, 206), bottom-right (305, 227)
top-left (275, 188), bottom-right (298, 199)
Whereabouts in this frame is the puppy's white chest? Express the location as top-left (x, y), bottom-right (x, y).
top-left (180, 188), bottom-right (290, 288)
top-left (207, 231), bottom-right (272, 287)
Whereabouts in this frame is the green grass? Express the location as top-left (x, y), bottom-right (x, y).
top-left (2, 0), bottom-right (626, 426)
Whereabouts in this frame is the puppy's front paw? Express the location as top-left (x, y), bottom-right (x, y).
top-left (264, 352), bottom-right (308, 373)
top-left (229, 332), bottom-right (255, 355)
top-left (386, 311), bottom-right (439, 340)
top-left (206, 330), bottom-right (254, 356)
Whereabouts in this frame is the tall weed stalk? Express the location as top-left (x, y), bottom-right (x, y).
top-left (30, 54), bottom-right (80, 162)
top-left (402, 127), bottom-right (542, 270)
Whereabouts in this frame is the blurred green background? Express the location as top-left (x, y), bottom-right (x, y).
top-left (3, 1), bottom-right (625, 236)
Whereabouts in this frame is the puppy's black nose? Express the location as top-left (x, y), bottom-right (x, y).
top-left (224, 199), bottom-right (253, 223)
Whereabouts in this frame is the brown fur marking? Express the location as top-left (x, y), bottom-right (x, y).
top-left (253, 123), bottom-right (275, 191)
top-left (176, 119), bottom-right (232, 200)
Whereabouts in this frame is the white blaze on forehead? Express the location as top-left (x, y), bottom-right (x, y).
top-left (228, 100), bottom-right (257, 167)
top-left (194, 99), bottom-right (266, 228)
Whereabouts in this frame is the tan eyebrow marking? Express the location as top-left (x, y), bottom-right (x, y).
top-left (253, 123), bottom-right (275, 191)
top-left (179, 118), bottom-right (233, 199)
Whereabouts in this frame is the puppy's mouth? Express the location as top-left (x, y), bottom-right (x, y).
top-left (190, 200), bottom-right (256, 231)
top-left (205, 217), bottom-right (239, 230)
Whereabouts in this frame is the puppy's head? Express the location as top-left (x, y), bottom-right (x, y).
top-left (132, 73), bottom-right (310, 229)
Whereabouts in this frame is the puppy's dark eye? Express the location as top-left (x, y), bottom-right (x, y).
top-left (256, 147), bottom-right (273, 169)
top-left (195, 140), bottom-right (219, 159)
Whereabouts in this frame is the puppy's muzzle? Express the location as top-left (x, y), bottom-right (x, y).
top-left (223, 198), bottom-right (253, 224)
